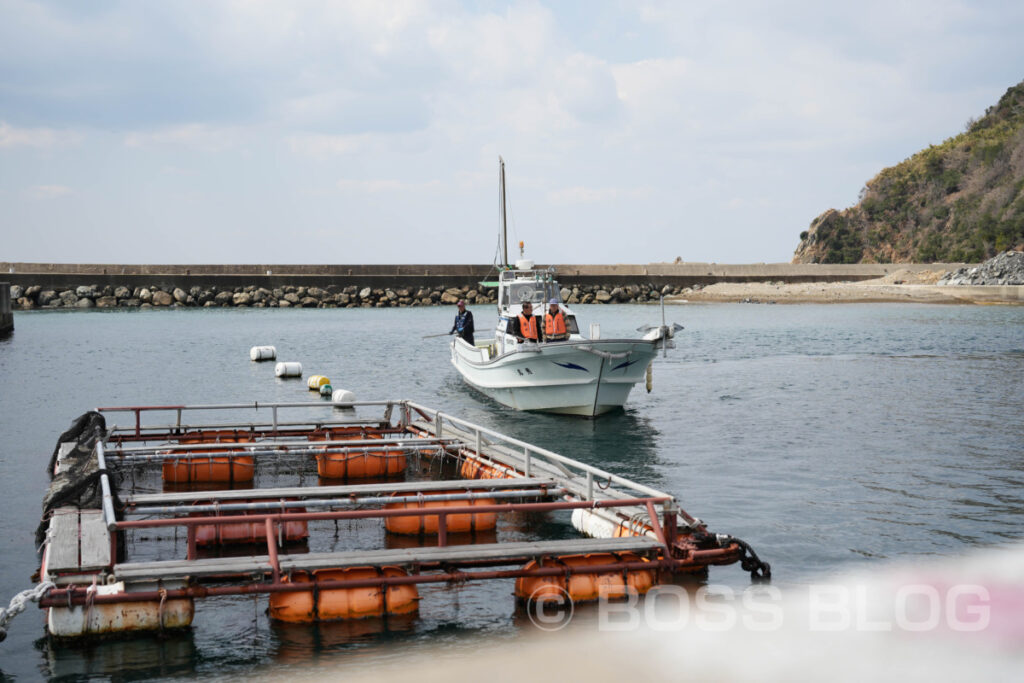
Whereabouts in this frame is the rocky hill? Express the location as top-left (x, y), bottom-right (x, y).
top-left (793, 81), bottom-right (1024, 264)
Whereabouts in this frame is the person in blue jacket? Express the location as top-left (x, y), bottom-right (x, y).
top-left (450, 300), bottom-right (475, 345)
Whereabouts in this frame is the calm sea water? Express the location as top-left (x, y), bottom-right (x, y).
top-left (1, 303), bottom-right (1022, 679)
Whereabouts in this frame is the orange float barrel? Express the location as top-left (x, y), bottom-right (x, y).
top-left (312, 432), bottom-right (407, 480)
top-left (316, 447), bottom-right (406, 479)
top-left (162, 432), bottom-right (256, 484)
top-left (515, 552), bottom-right (656, 603)
top-left (162, 451), bottom-right (256, 484)
top-left (384, 491), bottom-right (497, 535)
top-left (192, 501), bottom-right (308, 546)
top-left (460, 456), bottom-right (519, 480)
top-left (269, 566), bottom-right (419, 622)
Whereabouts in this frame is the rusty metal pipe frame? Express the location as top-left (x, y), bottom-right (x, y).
top-left (98, 400), bottom-right (403, 437)
top-left (108, 443), bottom-right (446, 464)
top-left (107, 436), bottom-right (451, 456)
top-left (128, 487), bottom-right (566, 517)
top-left (105, 425), bottom-right (405, 444)
top-left (40, 552), bottom-right (743, 608)
top-left (115, 496), bottom-right (674, 531)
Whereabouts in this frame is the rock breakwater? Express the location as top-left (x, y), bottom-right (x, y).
top-left (8, 282), bottom-right (688, 310)
top-left (938, 250), bottom-right (1024, 285)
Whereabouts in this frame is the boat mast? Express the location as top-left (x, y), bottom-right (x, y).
top-left (499, 156), bottom-right (508, 268)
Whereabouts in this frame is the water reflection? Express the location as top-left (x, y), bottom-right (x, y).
top-left (271, 614), bottom-right (418, 662)
top-left (458, 398), bottom-right (666, 490)
top-left (37, 630), bottom-right (198, 680)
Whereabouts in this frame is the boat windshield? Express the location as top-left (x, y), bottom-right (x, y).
top-left (503, 281), bottom-right (560, 306)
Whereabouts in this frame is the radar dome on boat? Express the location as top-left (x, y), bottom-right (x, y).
top-left (514, 259), bottom-right (534, 269)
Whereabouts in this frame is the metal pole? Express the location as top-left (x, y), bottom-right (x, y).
top-left (265, 518), bottom-right (280, 584)
top-left (41, 557), bottom-right (719, 607)
top-left (115, 496), bottom-right (672, 531)
top-left (95, 441), bottom-right (118, 531)
top-left (129, 487), bottom-right (565, 517)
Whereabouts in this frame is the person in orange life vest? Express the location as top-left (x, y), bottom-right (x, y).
top-left (508, 301), bottom-right (542, 342)
top-left (544, 298), bottom-right (569, 341)
top-left (449, 300), bottom-right (475, 345)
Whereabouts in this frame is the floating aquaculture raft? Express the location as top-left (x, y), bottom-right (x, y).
top-left (34, 401), bottom-right (769, 638)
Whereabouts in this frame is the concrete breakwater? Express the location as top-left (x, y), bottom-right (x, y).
top-left (7, 281), bottom-right (696, 310)
top-left (2, 262), bottom-right (967, 310)
top-left (1, 282), bottom-right (12, 332)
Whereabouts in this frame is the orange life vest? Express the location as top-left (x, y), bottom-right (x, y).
top-left (545, 311), bottom-right (567, 337)
top-left (517, 313), bottom-right (538, 341)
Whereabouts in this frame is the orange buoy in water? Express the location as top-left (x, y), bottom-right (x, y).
top-left (384, 490), bottom-right (497, 535)
top-left (192, 500), bottom-right (308, 546)
top-left (163, 432), bottom-right (256, 484)
top-left (269, 566), bottom-right (419, 622)
top-left (311, 432), bottom-right (407, 479)
top-left (515, 552), bottom-right (656, 603)
top-left (177, 429), bottom-right (254, 443)
top-left (459, 456), bottom-right (518, 480)
top-left (316, 450), bottom-right (406, 479)
top-left (162, 450), bottom-right (255, 484)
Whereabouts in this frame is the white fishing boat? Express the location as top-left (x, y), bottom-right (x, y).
top-left (450, 158), bottom-right (680, 417)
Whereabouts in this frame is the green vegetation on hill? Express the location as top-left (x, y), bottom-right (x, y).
top-left (793, 81), bottom-right (1024, 263)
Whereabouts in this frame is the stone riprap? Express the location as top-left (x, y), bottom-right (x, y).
top-left (8, 282), bottom-right (688, 310)
top-left (938, 250), bottom-right (1024, 286)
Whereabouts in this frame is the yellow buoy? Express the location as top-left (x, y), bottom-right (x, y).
top-left (307, 375), bottom-right (331, 390)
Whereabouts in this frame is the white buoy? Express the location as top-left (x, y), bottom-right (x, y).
top-left (275, 362), bottom-right (302, 377)
top-left (307, 375), bottom-right (331, 390)
top-left (331, 388), bottom-right (356, 405)
top-left (250, 345), bottom-right (277, 361)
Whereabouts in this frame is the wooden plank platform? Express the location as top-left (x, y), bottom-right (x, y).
top-left (46, 507), bottom-right (111, 576)
top-left (79, 510), bottom-right (111, 568)
top-left (47, 508), bottom-right (80, 573)
top-left (112, 537), bottom-right (663, 582)
top-left (127, 477), bottom-right (559, 507)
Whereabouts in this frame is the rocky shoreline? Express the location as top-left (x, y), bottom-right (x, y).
top-left (938, 250), bottom-right (1024, 286)
top-left (9, 253), bottom-right (1022, 310)
top-left (8, 282), bottom-right (687, 310)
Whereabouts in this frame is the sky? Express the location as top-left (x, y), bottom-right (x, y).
top-left (1, 1), bottom-right (1022, 266)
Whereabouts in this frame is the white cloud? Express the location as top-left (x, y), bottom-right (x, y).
top-left (0, 121), bottom-right (79, 148)
top-left (123, 124), bottom-right (245, 151)
top-left (335, 178), bottom-right (442, 193)
top-left (286, 132), bottom-right (365, 158)
top-left (25, 184), bottom-right (73, 200)
top-left (547, 186), bottom-right (653, 204)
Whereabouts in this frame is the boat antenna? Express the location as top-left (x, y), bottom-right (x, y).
top-left (499, 156), bottom-right (508, 268)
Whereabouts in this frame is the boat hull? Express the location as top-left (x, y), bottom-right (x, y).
top-left (450, 338), bottom-right (658, 416)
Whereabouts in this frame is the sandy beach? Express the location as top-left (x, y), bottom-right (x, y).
top-left (669, 269), bottom-right (1024, 305)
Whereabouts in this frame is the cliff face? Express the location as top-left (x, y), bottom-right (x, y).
top-left (793, 81), bottom-right (1024, 263)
